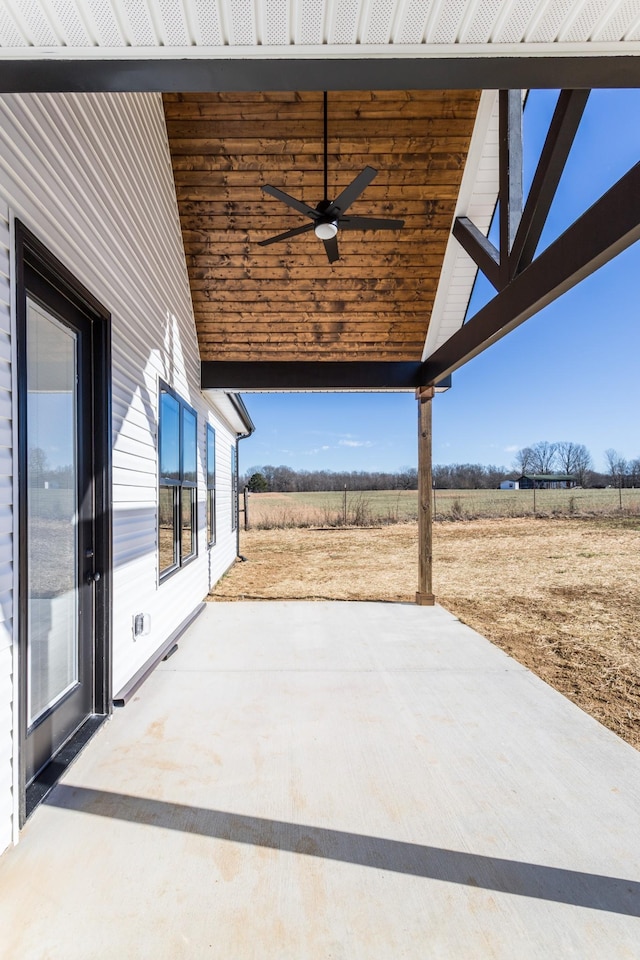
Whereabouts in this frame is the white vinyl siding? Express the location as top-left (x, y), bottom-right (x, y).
top-left (0, 93), bottom-right (242, 852)
top-left (0, 201), bottom-right (13, 855)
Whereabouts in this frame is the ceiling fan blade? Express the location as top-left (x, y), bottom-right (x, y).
top-left (262, 184), bottom-right (319, 219)
top-left (339, 216), bottom-right (405, 231)
top-left (332, 166), bottom-right (378, 214)
top-left (323, 235), bottom-right (339, 263)
top-left (258, 222), bottom-right (316, 246)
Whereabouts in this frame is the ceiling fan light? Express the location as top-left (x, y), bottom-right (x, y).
top-left (314, 220), bottom-right (338, 240)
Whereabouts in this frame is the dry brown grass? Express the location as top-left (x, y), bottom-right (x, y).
top-left (210, 516), bottom-right (640, 749)
top-left (244, 487), bottom-right (640, 527)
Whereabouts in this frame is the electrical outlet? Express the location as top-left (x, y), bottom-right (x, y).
top-left (132, 613), bottom-right (151, 638)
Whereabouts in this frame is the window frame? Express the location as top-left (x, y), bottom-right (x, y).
top-left (206, 423), bottom-right (216, 547)
top-left (158, 381), bottom-right (198, 582)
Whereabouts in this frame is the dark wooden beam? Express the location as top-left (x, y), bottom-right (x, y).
top-left (423, 161), bottom-right (640, 383)
top-left (499, 90), bottom-right (523, 284)
top-left (201, 360), bottom-right (451, 391)
top-left (453, 88), bottom-right (592, 292)
top-left (452, 217), bottom-right (502, 291)
top-left (1, 57), bottom-right (640, 95)
top-left (416, 386), bottom-right (435, 606)
top-left (510, 89), bottom-right (590, 275)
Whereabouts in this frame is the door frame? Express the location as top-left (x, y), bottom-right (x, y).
top-left (15, 222), bottom-right (112, 825)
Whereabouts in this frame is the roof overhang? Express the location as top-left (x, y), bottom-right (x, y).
top-left (205, 392), bottom-right (255, 437)
top-left (1, 0), bottom-right (640, 94)
top-left (2, 2), bottom-right (638, 393)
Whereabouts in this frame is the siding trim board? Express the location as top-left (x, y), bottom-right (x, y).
top-left (4, 205), bottom-right (16, 850)
top-left (113, 602), bottom-right (205, 707)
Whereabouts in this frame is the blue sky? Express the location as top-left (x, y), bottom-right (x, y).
top-left (240, 89), bottom-right (640, 476)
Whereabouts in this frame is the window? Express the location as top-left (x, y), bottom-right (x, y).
top-left (231, 443), bottom-right (238, 532)
top-left (206, 424), bottom-right (216, 546)
top-left (158, 383), bottom-right (197, 578)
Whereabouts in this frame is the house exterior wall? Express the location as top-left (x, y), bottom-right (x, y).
top-left (0, 92), bottom-right (243, 854)
top-left (0, 201), bottom-right (13, 854)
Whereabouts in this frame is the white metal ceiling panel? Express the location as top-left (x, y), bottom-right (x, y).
top-left (395, 0), bottom-right (431, 43)
top-left (460, 0), bottom-right (502, 42)
top-left (262, 0), bottom-right (290, 44)
top-left (47, 0), bottom-right (91, 45)
top-left (10, 0), bottom-right (57, 45)
top-left (596, 0), bottom-right (640, 41)
top-left (2, 0), bottom-right (640, 52)
top-left (362, 0), bottom-right (397, 44)
top-left (561, 0), bottom-right (609, 41)
top-left (0, 8), bottom-right (26, 46)
top-left (297, 0), bottom-right (325, 43)
top-left (431, 0), bottom-right (467, 43)
top-left (158, 0), bottom-right (189, 45)
top-left (328, 0), bottom-right (361, 43)
top-left (229, 0), bottom-right (257, 44)
top-left (495, 0), bottom-right (539, 42)
top-left (120, 0), bottom-right (157, 46)
top-left (84, 0), bottom-right (125, 45)
top-left (193, 0), bottom-right (223, 45)
top-left (528, 0), bottom-right (575, 42)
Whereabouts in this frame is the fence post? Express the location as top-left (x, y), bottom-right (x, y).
top-left (243, 485), bottom-right (249, 531)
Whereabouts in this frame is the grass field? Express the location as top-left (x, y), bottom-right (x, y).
top-left (244, 487), bottom-right (640, 528)
top-left (211, 513), bottom-right (640, 750)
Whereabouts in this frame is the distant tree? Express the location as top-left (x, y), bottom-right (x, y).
top-left (247, 471), bottom-right (268, 492)
top-left (513, 446), bottom-right (534, 474)
top-left (272, 465), bottom-right (297, 492)
top-left (261, 464), bottom-right (276, 489)
top-left (529, 440), bottom-right (558, 474)
top-left (555, 441), bottom-right (592, 485)
top-left (432, 464), bottom-right (452, 489)
top-left (28, 446), bottom-right (49, 486)
top-left (604, 448), bottom-right (628, 487)
top-left (629, 457), bottom-right (640, 488)
top-left (485, 464), bottom-right (513, 489)
top-left (604, 448), bottom-right (629, 509)
top-left (397, 467), bottom-right (418, 490)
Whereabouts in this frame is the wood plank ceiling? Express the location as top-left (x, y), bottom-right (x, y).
top-left (164, 90), bottom-right (481, 362)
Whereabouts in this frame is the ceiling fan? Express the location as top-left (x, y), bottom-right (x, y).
top-left (258, 92), bottom-right (404, 263)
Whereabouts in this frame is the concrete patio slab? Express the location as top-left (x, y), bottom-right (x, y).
top-left (1, 601), bottom-right (640, 959)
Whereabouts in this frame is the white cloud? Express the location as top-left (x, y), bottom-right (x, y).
top-left (338, 439), bottom-right (373, 448)
top-left (504, 444), bottom-right (519, 453)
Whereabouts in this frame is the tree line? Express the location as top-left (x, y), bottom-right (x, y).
top-left (243, 440), bottom-right (640, 492)
top-left (243, 464), bottom-right (419, 492)
top-left (513, 441), bottom-right (640, 488)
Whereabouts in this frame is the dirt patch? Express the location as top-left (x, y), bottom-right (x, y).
top-left (210, 517), bottom-right (640, 749)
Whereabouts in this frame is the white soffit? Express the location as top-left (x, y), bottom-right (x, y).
top-left (423, 88), bottom-right (499, 361)
top-left (0, 0), bottom-right (639, 55)
top-left (203, 391), bottom-right (254, 435)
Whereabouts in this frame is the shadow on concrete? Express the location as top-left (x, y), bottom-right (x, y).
top-left (50, 784), bottom-right (639, 916)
